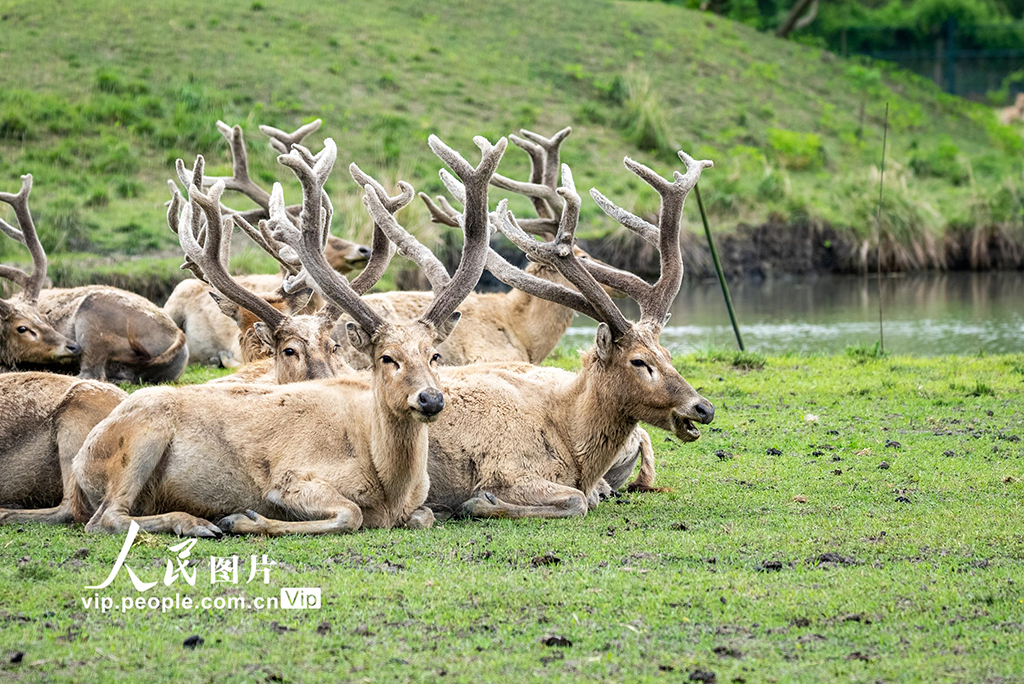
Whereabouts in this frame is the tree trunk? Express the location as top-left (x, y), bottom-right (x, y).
top-left (776, 0), bottom-right (818, 38)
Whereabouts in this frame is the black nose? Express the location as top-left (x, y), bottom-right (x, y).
top-left (66, 342), bottom-right (81, 355)
top-left (417, 388), bottom-right (445, 416)
top-left (694, 400), bottom-right (715, 424)
top-left (358, 246), bottom-right (372, 257)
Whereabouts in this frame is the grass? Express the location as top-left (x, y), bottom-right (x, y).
top-left (1, 0), bottom-right (1023, 281)
top-left (2, 353), bottom-right (1023, 681)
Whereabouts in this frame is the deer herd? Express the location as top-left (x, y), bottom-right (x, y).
top-left (0, 118), bottom-right (715, 537)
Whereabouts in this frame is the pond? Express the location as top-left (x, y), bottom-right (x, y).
top-left (559, 271), bottom-right (1024, 356)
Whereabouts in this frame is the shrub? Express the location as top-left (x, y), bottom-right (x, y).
top-left (766, 128), bottom-right (824, 170)
top-left (616, 69), bottom-right (672, 155)
top-left (908, 139), bottom-right (968, 184)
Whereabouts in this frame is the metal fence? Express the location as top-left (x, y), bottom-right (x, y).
top-left (825, 20), bottom-right (1024, 98)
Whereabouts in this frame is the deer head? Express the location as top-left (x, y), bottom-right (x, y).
top-left (274, 134), bottom-right (504, 422)
top-left (489, 151), bottom-right (716, 442)
top-left (0, 175), bottom-right (81, 367)
top-left (168, 156), bottom-right (350, 383)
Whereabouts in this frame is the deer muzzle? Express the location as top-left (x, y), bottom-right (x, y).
top-left (409, 387), bottom-right (445, 422)
top-left (669, 397), bottom-right (715, 442)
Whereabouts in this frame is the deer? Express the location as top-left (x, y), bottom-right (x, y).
top-left (0, 176), bottom-right (187, 383)
top-left (164, 155), bottom-right (360, 386)
top-left (70, 133), bottom-right (501, 537)
top-left (361, 148), bottom-right (716, 519)
top-left (162, 119), bottom-right (372, 367)
top-left (416, 128), bottom-right (666, 494)
top-left (0, 372), bottom-right (126, 525)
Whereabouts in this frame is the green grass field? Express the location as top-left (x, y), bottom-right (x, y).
top-left (1, 0), bottom-right (1023, 279)
top-left (2, 352), bottom-right (1023, 682)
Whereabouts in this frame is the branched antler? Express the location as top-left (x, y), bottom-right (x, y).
top-left (0, 175), bottom-right (48, 301)
top-left (360, 134), bottom-right (507, 329)
top-left (170, 156), bottom-right (288, 331)
top-left (260, 119), bottom-right (322, 155)
top-left (270, 139), bottom-right (387, 336)
top-left (495, 165), bottom-right (632, 338)
top-left (589, 150), bottom-right (713, 325)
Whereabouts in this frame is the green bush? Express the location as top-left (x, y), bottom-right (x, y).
top-left (908, 139), bottom-right (968, 184)
top-left (616, 70), bottom-right (672, 155)
top-left (766, 128), bottom-right (824, 170)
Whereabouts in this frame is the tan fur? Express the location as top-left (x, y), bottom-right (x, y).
top-left (0, 372), bottom-right (125, 524)
top-left (0, 295), bottom-right (81, 370)
top-left (425, 325), bottom-right (713, 519)
top-left (73, 320), bottom-right (446, 537)
top-left (32, 286), bottom-right (187, 383)
top-left (164, 236), bottom-right (368, 367)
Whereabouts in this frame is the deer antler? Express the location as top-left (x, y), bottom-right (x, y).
top-left (495, 165), bottom-right (632, 338)
top-left (270, 139), bottom-right (386, 336)
top-left (260, 119), bottom-right (322, 155)
top-left (0, 175), bottom-right (47, 302)
top-left (489, 127), bottom-right (572, 223)
top-left (170, 156), bottom-right (288, 331)
top-left (360, 134), bottom-right (507, 330)
top-left (590, 150), bottom-right (713, 325)
top-left (347, 163), bottom-right (411, 295)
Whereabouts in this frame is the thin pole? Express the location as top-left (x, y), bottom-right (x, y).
top-left (694, 184), bottom-right (744, 351)
top-left (875, 102), bottom-right (889, 354)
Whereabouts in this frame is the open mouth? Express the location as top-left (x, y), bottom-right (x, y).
top-left (671, 411), bottom-right (702, 442)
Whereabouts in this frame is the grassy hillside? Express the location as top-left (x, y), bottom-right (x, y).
top-left (0, 0), bottom-right (1022, 276)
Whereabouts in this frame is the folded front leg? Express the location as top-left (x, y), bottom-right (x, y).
top-left (217, 477), bottom-right (363, 536)
top-left (460, 477), bottom-right (588, 520)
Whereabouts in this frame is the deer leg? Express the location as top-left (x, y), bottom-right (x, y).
top-left (76, 347), bottom-right (108, 382)
top-left (459, 479), bottom-right (589, 520)
top-left (626, 429), bottom-right (671, 493)
top-left (217, 350), bottom-right (240, 368)
top-left (403, 506), bottom-right (435, 530)
top-left (216, 478), bottom-right (363, 536)
top-left (84, 430), bottom-right (222, 538)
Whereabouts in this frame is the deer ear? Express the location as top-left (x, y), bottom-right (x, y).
top-left (595, 322), bottom-right (614, 361)
top-left (346, 321), bottom-right (373, 354)
top-left (253, 321), bottom-right (275, 352)
top-left (0, 299), bottom-right (11, 320)
top-left (432, 311), bottom-right (461, 343)
top-left (283, 287), bottom-right (314, 314)
top-left (663, 313), bottom-right (671, 327)
top-left (209, 292), bottom-right (241, 323)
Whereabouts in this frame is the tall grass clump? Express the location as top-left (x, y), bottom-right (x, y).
top-left (614, 69), bottom-right (672, 156)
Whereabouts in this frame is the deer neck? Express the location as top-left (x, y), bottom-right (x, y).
top-left (557, 364), bottom-right (637, 496)
top-left (368, 388), bottom-right (430, 518)
top-left (504, 263), bottom-right (575, 363)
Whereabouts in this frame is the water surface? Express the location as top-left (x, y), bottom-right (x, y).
top-left (559, 272), bottom-right (1024, 356)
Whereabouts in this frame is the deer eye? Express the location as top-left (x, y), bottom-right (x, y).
top-left (333, 343), bottom-right (342, 353)
top-left (381, 355), bottom-right (398, 367)
top-left (16, 326), bottom-right (28, 334)
top-left (283, 348), bottom-right (297, 357)
top-left (431, 353), bottom-right (441, 363)
top-left (631, 359), bottom-right (652, 373)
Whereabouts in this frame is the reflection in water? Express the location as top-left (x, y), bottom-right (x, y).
top-left (560, 272), bottom-right (1024, 356)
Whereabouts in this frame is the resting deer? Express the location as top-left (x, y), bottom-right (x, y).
top-left (0, 372), bottom-right (126, 525)
top-left (165, 156), bottom-right (355, 386)
top-left (0, 176), bottom-right (187, 382)
top-left (371, 149), bottom-right (716, 519)
top-left (162, 119), bottom-right (371, 367)
top-left (419, 128), bottom-right (665, 494)
top-left (71, 133), bottom-right (500, 536)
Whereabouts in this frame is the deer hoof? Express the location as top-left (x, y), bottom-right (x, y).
top-left (217, 351), bottom-right (240, 369)
top-left (171, 514), bottom-right (222, 538)
top-left (459, 492), bottom-right (499, 517)
top-left (405, 507), bottom-right (435, 530)
top-left (217, 511), bottom-right (268, 535)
